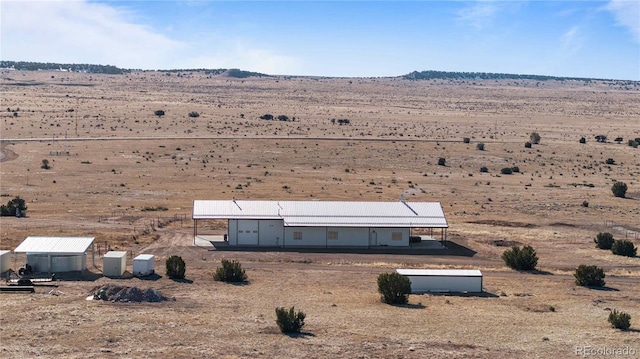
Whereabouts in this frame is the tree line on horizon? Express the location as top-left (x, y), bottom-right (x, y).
top-left (1, 60), bottom-right (637, 83)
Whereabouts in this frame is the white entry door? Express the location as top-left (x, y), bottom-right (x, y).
top-left (237, 220), bottom-right (259, 245)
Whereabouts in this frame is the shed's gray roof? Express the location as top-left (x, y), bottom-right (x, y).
top-left (14, 237), bottom-right (94, 255)
top-left (193, 200), bottom-right (448, 228)
top-left (104, 251), bottom-right (127, 258)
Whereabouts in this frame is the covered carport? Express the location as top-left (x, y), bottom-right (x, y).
top-left (13, 236), bottom-right (95, 273)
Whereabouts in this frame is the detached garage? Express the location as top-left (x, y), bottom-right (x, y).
top-left (103, 251), bottom-right (127, 277)
top-left (14, 236), bottom-right (95, 273)
top-left (396, 269), bottom-right (483, 293)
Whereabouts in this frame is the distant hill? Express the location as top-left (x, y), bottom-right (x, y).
top-left (0, 61), bottom-right (269, 78)
top-left (403, 70), bottom-right (607, 82)
top-left (0, 61), bottom-right (128, 74)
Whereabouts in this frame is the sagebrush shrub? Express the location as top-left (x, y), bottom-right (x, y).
top-left (377, 272), bottom-right (411, 304)
top-left (611, 181), bottom-right (627, 198)
top-left (166, 255), bottom-right (186, 279)
top-left (213, 259), bottom-right (247, 282)
top-left (608, 309), bottom-right (631, 330)
top-left (611, 240), bottom-right (637, 257)
top-left (574, 265), bottom-right (605, 287)
top-left (275, 306), bottom-right (305, 333)
top-left (502, 245), bottom-right (538, 270)
top-left (594, 232), bottom-right (614, 250)
top-left (476, 143), bottom-right (485, 151)
top-left (437, 157), bottom-right (446, 166)
top-left (501, 167), bottom-right (513, 175)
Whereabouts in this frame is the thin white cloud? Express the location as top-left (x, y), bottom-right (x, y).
top-left (606, 0), bottom-right (640, 43)
top-left (561, 26), bottom-right (581, 52)
top-left (457, 1), bottom-right (500, 29)
top-left (0, 0), bottom-right (300, 74)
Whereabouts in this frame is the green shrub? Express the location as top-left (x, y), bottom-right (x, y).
top-left (188, 111), bottom-right (200, 118)
top-left (611, 181), bottom-right (627, 198)
top-left (476, 143), bottom-right (485, 151)
top-left (275, 306), bottom-right (306, 333)
top-left (608, 309), bottom-right (631, 330)
top-left (582, 201), bottom-right (589, 207)
top-left (437, 157), bottom-right (446, 166)
top-left (579, 137), bottom-right (586, 144)
top-left (463, 137), bottom-right (470, 144)
top-left (524, 142), bottom-right (532, 148)
top-left (41, 159), bottom-right (51, 170)
top-left (480, 166), bottom-right (489, 173)
top-left (530, 132), bottom-right (541, 144)
top-left (154, 110), bottom-right (165, 117)
top-left (377, 272), bottom-right (411, 304)
top-left (0, 196), bottom-right (27, 217)
top-left (594, 232), bottom-right (614, 250)
top-left (627, 139), bottom-right (637, 147)
top-left (165, 255), bottom-right (186, 279)
top-left (574, 265), bottom-right (605, 287)
top-left (213, 259), bottom-right (247, 282)
top-left (605, 158), bottom-right (615, 165)
top-left (611, 240), bottom-right (637, 257)
top-left (511, 166), bottom-right (520, 173)
top-left (501, 167), bottom-right (513, 175)
top-left (501, 245), bottom-right (538, 270)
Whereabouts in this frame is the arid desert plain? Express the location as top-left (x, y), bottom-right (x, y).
top-left (1, 70), bottom-right (639, 358)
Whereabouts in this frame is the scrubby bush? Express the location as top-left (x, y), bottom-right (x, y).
top-left (0, 196), bottom-right (27, 217)
top-left (502, 245), bottom-right (538, 270)
top-left (260, 114), bottom-right (274, 120)
top-left (579, 137), bottom-right (586, 144)
top-left (582, 201), bottom-right (589, 207)
top-left (463, 137), bottom-right (470, 144)
top-left (594, 232), bottom-right (614, 250)
top-left (524, 142), bottom-right (532, 148)
top-left (213, 259), bottom-right (247, 282)
top-left (275, 306), bottom-right (306, 333)
top-left (574, 265), bottom-right (605, 287)
top-left (605, 158), bottom-right (615, 165)
top-left (188, 111), bottom-right (200, 118)
top-left (530, 132), bottom-right (541, 144)
top-left (611, 181), bottom-right (627, 198)
top-left (476, 143), bottom-right (485, 151)
top-left (154, 110), bottom-right (165, 117)
top-left (501, 167), bottom-right (513, 175)
top-left (608, 309), bottom-right (631, 330)
top-left (627, 139), bottom-right (637, 147)
top-left (611, 240), bottom-right (637, 257)
top-left (41, 159), bottom-right (51, 170)
top-left (511, 166), bottom-right (520, 173)
top-left (480, 166), bottom-right (489, 173)
top-left (437, 157), bottom-right (446, 166)
top-left (165, 255), bottom-right (186, 279)
top-left (377, 272), bottom-right (411, 304)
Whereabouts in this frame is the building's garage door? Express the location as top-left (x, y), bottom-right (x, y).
top-left (237, 220), bottom-right (259, 245)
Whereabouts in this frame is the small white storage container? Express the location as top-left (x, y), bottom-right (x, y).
top-left (103, 251), bottom-right (127, 277)
top-left (132, 254), bottom-right (155, 276)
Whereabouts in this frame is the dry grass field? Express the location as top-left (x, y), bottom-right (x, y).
top-left (1, 70), bottom-right (639, 358)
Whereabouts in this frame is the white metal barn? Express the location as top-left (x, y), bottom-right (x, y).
top-left (103, 251), bottom-right (127, 277)
top-left (133, 254), bottom-right (155, 276)
top-left (13, 237), bottom-right (95, 273)
top-left (193, 199), bottom-right (448, 248)
top-left (0, 250), bottom-right (10, 273)
top-left (396, 269), bottom-right (483, 293)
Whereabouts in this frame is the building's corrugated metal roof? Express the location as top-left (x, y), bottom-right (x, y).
top-left (396, 269), bottom-right (482, 277)
top-left (193, 200), bottom-right (448, 228)
top-left (14, 237), bottom-right (95, 255)
top-left (134, 254), bottom-right (154, 261)
top-left (104, 251), bottom-right (127, 258)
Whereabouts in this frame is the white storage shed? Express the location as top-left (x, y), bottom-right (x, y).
top-left (133, 254), bottom-right (155, 276)
top-left (14, 237), bottom-right (95, 273)
top-left (396, 269), bottom-right (483, 293)
top-left (103, 251), bottom-right (127, 277)
top-left (0, 250), bottom-right (11, 273)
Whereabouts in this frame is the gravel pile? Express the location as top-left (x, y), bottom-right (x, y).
top-left (94, 285), bottom-right (169, 303)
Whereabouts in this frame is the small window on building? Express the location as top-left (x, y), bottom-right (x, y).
top-left (328, 231), bottom-right (338, 240)
top-left (293, 231), bottom-right (303, 240)
top-left (238, 230), bottom-right (244, 233)
top-left (253, 230), bottom-right (258, 233)
top-left (392, 232), bottom-right (403, 241)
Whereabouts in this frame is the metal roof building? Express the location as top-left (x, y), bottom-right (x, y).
top-left (14, 236), bottom-right (95, 273)
top-left (193, 200), bottom-right (448, 248)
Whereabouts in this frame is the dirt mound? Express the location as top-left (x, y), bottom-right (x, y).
top-left (93, 284), bottom-right (169, 303)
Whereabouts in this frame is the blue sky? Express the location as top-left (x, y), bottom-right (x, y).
top-left (1, 1), bottom-right (639, 80)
